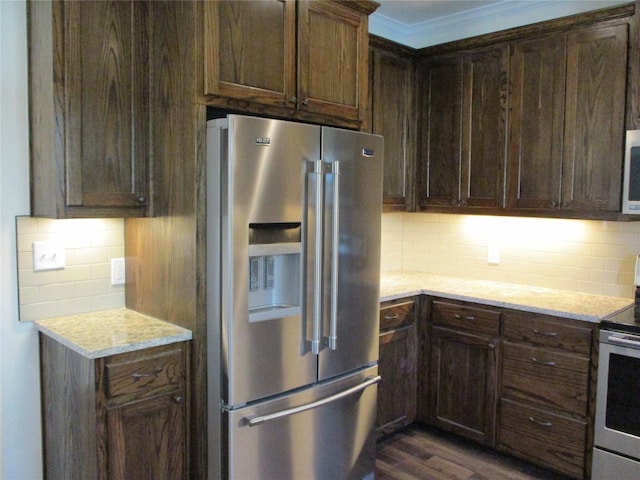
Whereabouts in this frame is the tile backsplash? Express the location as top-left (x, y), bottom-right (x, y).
top-left (16, 212), bottom-right (638, 322)
top-left (16, 216), bottom-right (125, 321)
top-left (382, 212), bottom-right (640, 299)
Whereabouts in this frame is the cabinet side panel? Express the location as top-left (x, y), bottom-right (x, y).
top-left (40, 334), bottom-right (98, 479)
top-left (28, 0), bottom-right (66, 218)
top-left (125, 1), bottom-right (203, 477)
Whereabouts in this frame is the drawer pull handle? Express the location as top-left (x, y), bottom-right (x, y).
top-left (533, 329), bottom-right (558, 337)
top-left (531, 357), bottom-right (556, 366)
top-left (131, 367), bottom-right (163, 381)
top-left (384, 313), bottom-right (399, 320)
top-left (454, 314), bottom-right (475, 321)
top-left (528, 416), bottom-right (553, 427)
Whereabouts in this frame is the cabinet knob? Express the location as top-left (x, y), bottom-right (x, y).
top-left (288, 96), bottom-right (297, 104)
top-left (301, 98), bottom-right (309, 107)
top-left (137, 196), bottom-right (146, 204)
top-left (173, 396), bottom-right (183, 404)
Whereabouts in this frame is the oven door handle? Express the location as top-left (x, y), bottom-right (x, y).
top-left (607, 334), bottom-right (640, 348)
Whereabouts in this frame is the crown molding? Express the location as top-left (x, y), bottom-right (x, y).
top-left (369, 0), bottom-right (629, 49)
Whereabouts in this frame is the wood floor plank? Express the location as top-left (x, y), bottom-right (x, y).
top-left (376, 425), bottom-right (572, 480)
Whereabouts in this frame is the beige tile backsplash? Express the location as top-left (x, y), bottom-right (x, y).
top-left (16, 212), bottom-right (638, 322)
top-left (16, 216), bottom-right (125, 321)
top-left (382, 212), bottom-right (640, 299)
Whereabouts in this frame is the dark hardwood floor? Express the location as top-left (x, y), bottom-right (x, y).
top-left (376, 425), bottom-right (572, 480)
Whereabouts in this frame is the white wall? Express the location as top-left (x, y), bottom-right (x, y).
top-left (1, 1), bottom-right (43, 478)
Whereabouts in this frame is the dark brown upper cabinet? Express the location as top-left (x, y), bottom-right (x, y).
top-left (418, 46), bottom-right (508, 211)
top-left (369, 38), bottom-right (417, 211)
top-left (508, 23), bottom-right (629, 217)
top-left (28, 0), bottom-right (150, 218)
top-left (203, 0), bottom-right (377, 130)
top-left (562, 24), bottom-right (628, 213)
top-left (507, 34), bottom-right (566, 211)
top-left (416, 3), bottom-right (636, 220)
top-left (203, 1), bottom-right (296, 109)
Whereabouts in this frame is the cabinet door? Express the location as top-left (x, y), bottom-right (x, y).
top-left (371, 48), bottom-right (414, 210)
top-left (377, 324), bottom-right (417, 434)
top-left (203, 0), bottom-right (296, 108)
top-left (65, 1), bottom-right (149, 212)
top-left (430, 326), bottom-right (498, 446)
top-left (562, 23), bottom-right (628, 212)
top-left (507, 34), bottom-right (566, 210)
top-left (297, 1), bottom-right (369, 122)
top-left (107, 393), bottom-right (186, 480)
top-left (419, 47), bottom-right (508, 210)
top-left (418, 56), bottom-right (464, 208)
top-left (461, 46), bottom-right (509, 208)
top-left (29, 0), bottom-right (150, 217)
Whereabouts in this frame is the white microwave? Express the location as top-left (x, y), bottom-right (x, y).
top-left (622, 130), bottom-right (640, 214)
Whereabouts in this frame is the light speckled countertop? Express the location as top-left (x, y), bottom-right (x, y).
top-left (34, 308), bottom-right (192, 359)
top-left (381, 271), bottom-right (633, 322)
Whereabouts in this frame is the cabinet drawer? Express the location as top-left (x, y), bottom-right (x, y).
top-left (499, 398), bottom-right (586, 479)
top-left (431, 300), bottom-right (500, 337)
top-left (502, 312), bottom-right (593, 356)
top-left (380, 298), bottom-right (416, 331)
top-left (104, 344), bottom-right (185, 400)
top-left (502, 342), bottom-right (589, 416)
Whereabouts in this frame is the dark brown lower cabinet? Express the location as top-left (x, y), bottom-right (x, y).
top-left (40, 336), bottom-right (189, 480)
top-left (429, 326), bottom-right (498, 446)
top-left (106, 392), bottom-right (186, 480)
top-left (499, 398), bottom-right (587, 478)
top-left (377, 298), bottom-right (418, 435)
top-left (497, 311), bottom-right (596, 479)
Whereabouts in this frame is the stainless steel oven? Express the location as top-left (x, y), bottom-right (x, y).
top-left (593, 309), bottom-right (640, 478)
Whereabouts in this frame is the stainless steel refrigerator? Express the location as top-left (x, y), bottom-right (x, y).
top-left (206, 114), bottom-right (383, 480)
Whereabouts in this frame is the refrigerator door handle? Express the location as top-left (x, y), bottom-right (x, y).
top-left (328, 161), bottom-right (340, 350)
top-left (311, 159), bottom-right (325, 355)
top-left (246, 375), bottom-right (381, 427)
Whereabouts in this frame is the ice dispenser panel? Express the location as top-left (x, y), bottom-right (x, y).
top-left (248, 223), bottom-right (302, 322)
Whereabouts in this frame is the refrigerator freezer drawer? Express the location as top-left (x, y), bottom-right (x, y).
top-left (225, 366), bottom-right (379, 480)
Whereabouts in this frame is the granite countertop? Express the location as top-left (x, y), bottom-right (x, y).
top-left (381, 270), bottom-right (634, 322)
top-left (34, 308), bottom-right (192, 359)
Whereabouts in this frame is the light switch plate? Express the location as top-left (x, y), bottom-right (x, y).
top-left (33, 241), bottom-right (65, 272)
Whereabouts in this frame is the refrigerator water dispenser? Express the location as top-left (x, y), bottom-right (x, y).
top-left (247, 223), bottom-right (302, 322)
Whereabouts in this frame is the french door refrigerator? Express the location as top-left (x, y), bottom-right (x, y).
top-left (206, 114), bottom-right (383, 480)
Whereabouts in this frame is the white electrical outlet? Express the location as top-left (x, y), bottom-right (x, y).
top-left (111, 258), bottom-right (126, 285)
top-left (488, 244), bottom-right (500, 265)
top-left (33, 241), bottom-right (65, 272)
